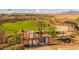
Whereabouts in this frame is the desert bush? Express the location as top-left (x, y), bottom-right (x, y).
top-left (0, 43), bottom-right (12, 50)
top-left (8, 32), bottom-right (22, 46)
top-left (48, 26), bottom-right (57, 37)
top-left (0, 44), bottom-right (8, 50)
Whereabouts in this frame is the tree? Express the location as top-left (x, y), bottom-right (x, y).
top-left (35, 20), bottom-right (47, 38)
top-left (34, 20), bottom-right (47, 45)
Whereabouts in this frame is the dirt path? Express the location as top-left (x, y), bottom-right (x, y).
top-left (25, 46), bottom-right (52, 50)
top-left (24, 43), bottom-right (79, 50)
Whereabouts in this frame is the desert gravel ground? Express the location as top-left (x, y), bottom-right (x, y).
top-left (24, 43), bottom-right (79, 50)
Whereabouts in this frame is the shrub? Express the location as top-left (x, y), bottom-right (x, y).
top-left (9, 33), bottom-right (22, 45)
top-left (48, 26), bottom-right (57, 37)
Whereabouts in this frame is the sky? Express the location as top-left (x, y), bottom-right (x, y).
top-left (0, 9), bottom-right (79, 13)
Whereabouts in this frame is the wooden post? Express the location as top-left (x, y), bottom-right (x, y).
top-left (0, 34), bottom-right (3, 44)
top-left (2, 36), bottom-right (7, 44)
top-left (27, 33), bottom-right (30, 47)
top-left (22, 30), bottom-right (25, 40)
top-left (31, 39), bottom-right (33, 47)
top-left (32, 33), bottom-right (35, 47)
top-left (37, 38), bottom-right (40, 46)
top-left (0, 40), bottom-right (1, 44)
top-left (48, 37), bottom-right (49, 45)
top-left (5, 35), bottom-right (8, 43)
top-left (45, 37), bottom-right (48, 45)
top-left (27, 39), bottom-right (29, 48)
top-left (27, 33), bottom-right (30, 48)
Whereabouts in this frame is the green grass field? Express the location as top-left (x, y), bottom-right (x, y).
top-left (2, 20), bottom-right (51, 34)
top-left (67, 19), bottom-right (79, 24)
